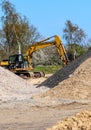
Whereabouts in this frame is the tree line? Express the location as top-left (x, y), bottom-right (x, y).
top-left (0, 0), bottom-right (91, 65)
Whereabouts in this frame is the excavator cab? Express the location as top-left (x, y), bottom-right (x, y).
top-left (9, 54), bottom-right (29, 69)
top-left (8, 54), bottom-right (29, 77)
top-left (9, 54), bottom-right (24, 69)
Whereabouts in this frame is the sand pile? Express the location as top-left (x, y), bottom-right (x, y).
top-left (46, 110), bottom-right (91, 130)
top-left (37, 51), bottom-right (91, 100)
top-left (0, 67), bottom-right (49, 101)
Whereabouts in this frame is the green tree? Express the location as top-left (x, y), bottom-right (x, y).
top-left (63, 20), bottom-right (86, 45)
top-left (1, 0), bottom-right (41, 57)
top-left (67, 43), bottom-right (85, 61)
top-left (63, 20), bottom-right (86, 60)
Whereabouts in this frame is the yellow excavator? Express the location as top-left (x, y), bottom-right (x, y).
top-left (0, 35), bottom-right (70, 78)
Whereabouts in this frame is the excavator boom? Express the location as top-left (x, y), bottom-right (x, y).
top-left (26, 35), bottom-right (69, 66)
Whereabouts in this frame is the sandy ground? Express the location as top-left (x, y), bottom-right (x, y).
top-left (0, 75), bottom-right (91, 130)
top-left (0, 99), bottom-right (91, 130)
top-left (29, 74), bottom-right (53, 85)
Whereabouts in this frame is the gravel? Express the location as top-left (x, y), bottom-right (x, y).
top-left (0, 67), bottom-right (49, 101)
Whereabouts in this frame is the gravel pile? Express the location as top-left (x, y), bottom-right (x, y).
top-left (0, 67), bottom-right (49, 101)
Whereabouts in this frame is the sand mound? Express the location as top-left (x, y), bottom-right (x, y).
top-left (46, 110), bottom-right (91, 130)
top-left (37, 51), bottom-right (91, 100)
top-left (0, 67), bottom-right (49, 101)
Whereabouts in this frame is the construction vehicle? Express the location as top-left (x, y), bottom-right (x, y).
top-left (1, 35), bottom-right (69, 78)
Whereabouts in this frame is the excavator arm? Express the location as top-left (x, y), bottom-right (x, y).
top-left (26, 35), bottom-right (69, 67)
top-left (54, 35), bottom-right (69, 65)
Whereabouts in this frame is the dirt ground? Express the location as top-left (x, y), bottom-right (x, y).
top-left (0, 97), bottom-right (91, 130)
top-left (0, 100), bottom-right (89, 130)
top-left (29, 74), bottom-right (53, 85)
top-left (0, 75), bottom-right (91, 130)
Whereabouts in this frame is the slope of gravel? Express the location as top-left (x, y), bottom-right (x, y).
top-left (0, 67), bottom-right (49, 101)
top-left (36, 51), bottom-right (91, 100)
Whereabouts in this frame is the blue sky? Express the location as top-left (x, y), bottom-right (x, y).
top-left (0, 0), bottom-right (91, 40)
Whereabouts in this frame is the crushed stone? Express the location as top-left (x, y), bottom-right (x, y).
top-left (0, 67), bottom-right (49, 101)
